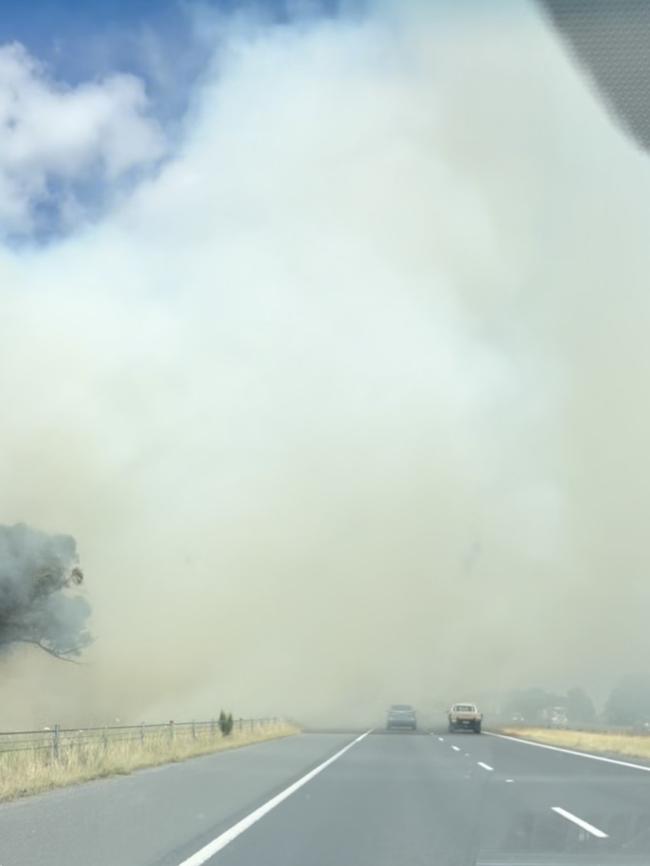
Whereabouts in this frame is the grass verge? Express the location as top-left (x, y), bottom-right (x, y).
top-left (499, 726), bottom-right (650, 761)
top-left (0, 721), bottom-right (300, 803)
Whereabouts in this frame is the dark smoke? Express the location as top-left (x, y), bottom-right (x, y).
top-left (0, 524), bottom-right (90, 660)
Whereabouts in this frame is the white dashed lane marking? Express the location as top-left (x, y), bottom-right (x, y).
top-left (551, 807), bottom-right (608, 839)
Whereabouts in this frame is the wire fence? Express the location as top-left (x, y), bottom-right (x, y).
top-left (0, 717), bottom-right (283, 759)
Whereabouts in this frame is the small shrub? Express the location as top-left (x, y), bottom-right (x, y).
top-left (218, 710), bottom-right (234, 736)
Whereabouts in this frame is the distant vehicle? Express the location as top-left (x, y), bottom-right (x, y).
top-left (548, 706), bottom-right (568, 728)
top-left (510, 712), bottom-right (524, 723)
top-left (386, 704), bottom-right (417, 731)
top-left (448, 702), bottom-right (482, 734)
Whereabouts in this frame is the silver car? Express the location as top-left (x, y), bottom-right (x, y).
top-left (386, 704), bottom-right (417, 731)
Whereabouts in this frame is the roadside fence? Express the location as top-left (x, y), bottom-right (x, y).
top-left (0, 717), bottom-right (284, 760)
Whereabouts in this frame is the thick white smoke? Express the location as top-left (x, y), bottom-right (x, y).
top-left (0, 0), bottom-right (649, 726)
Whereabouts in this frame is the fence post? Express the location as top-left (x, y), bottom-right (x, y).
top-left (238, 717), bottom-right (243, 733)
top-left (169, 720), bottom-right (174, 742)
top-left (192, 720), bottom-right (196, 740)
top-left (52, 724), bottom-right (60, 761)
top-left (103, 727), bottom-right (108, 750)
top-left (140, 722), bottom-right (145, 745)
top-left (210, 718), bottom-right (216, 736)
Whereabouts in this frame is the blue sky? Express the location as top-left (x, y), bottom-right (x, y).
top-left (0, 0), bottom-right (345, 130)
top-left (0, 0), bottom-right (341, 91)
top-left (0, 0), bottom-right (344, 241)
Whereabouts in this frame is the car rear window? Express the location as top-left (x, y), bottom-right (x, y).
top-left (454, 704), bottom-right (476, 712)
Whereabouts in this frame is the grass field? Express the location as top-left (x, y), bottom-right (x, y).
top-left (499, 726), bottom-right (650, 760)
top-left (0, 720), bottom-right (299, 802)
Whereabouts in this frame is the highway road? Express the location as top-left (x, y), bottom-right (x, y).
top-left (2, 728), bottom-right (650, 865)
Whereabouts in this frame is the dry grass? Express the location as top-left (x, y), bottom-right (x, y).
top-left (500, 726), bottom-right (650, 760)
top-left (0, 721), bottom-right (300, 803)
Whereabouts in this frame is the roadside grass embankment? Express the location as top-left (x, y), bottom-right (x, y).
top-left (0, 719), bottom-right (299, 802)
top-left (499, 726), bottom-right (650, 760)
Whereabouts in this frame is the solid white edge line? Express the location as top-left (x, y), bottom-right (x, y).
top-left (451, 745), bottom-right (461, 751)
top-left (176, 730), bottom-right (372, 866)
top-left (551, 806), bottom-right (608, 838)
top-left (486, 731), bottom-right (650, 773)
top-left (477, 762), bottom-right (493, 771)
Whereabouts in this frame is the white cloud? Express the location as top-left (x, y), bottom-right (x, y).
top-left (0, 42), bottom-right (165, 234)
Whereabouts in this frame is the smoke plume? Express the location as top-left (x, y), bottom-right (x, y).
top-left (1, 0), bottom-right (649, 726)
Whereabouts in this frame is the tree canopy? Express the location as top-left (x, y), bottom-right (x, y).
top-left (0, 523), bottom-right (91, 661)
top-left (605, 676), bottom-right (650, 725)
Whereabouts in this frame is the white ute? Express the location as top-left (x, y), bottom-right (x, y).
top-left (448, 702), bottom-right (482, 734)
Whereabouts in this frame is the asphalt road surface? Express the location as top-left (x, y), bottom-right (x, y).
top-left (2, 728), bottom-right (650, 865)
